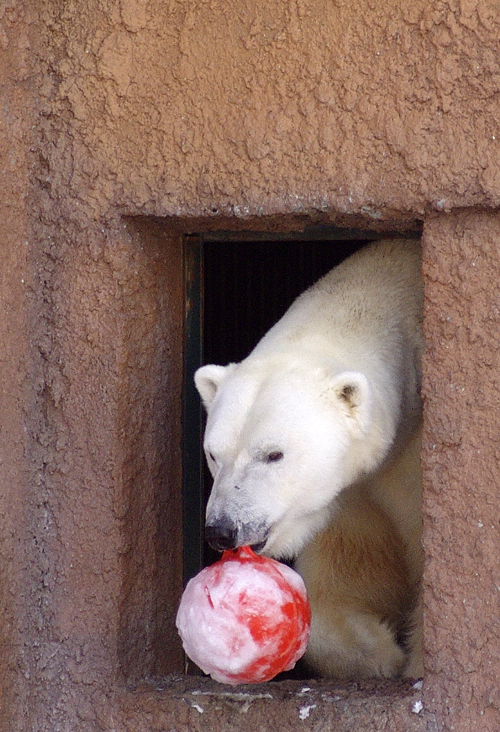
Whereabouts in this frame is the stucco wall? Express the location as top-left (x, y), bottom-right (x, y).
top-left (40, 0), bottom-right (500, 225)
top-left (422, 212), bottom-right (500, 728)
top-left (1, 0), bottom-right (500, 730)
top-left (0, 4), bottom-right (35, 726)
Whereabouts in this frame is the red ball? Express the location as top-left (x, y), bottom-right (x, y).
top-left (176, 546), bottom-right (311, 685)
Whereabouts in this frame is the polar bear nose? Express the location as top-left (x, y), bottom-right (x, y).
top-left (205, 520), bottom-right (238, 551)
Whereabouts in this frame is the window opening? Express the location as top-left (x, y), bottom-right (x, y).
top-left (182, 227), bottom-right (423, 682)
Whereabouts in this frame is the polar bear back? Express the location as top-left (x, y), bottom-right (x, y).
top-left (252, 239), bottom-right (423, 364)
top-left (249, 238), bottom-right (423, 446)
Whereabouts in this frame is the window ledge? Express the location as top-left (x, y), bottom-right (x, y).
top-left (116, 675), bottom-right (433, 731)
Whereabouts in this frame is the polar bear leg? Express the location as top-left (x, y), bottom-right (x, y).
top-left (304, 608), bottom-right (406, 679)
top-left (295, 484), bottom-right (419, 679)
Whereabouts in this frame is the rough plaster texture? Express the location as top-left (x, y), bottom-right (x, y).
top-left (42, 0), bottom-right (500, 223)
top-left (422, 212), bottom-right (500, 731)
top-left (1, 0), bottom-right (500, 730)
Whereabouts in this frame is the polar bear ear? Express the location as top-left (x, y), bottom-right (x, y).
top-left (194, 364), bottom-right (236, 409)
top-left (329, 371), bottom-right (372, 436)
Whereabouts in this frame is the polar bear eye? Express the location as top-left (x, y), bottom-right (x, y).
top-left (265, 451), bottom-right (284, 463)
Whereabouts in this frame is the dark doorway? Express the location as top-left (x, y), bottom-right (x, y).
top-left (203, 238), bottom-right (368, 367)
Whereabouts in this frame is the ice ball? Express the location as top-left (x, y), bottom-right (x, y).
top-left (176, 545), bottom-right (311, 685)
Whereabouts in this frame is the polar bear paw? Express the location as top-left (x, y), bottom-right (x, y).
top-left (304, 610), bottom-right (407, 679)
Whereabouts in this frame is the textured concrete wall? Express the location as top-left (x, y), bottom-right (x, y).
top-left (0, 4), bottom-right (36, 727)
top-left (39, 0), bottom-right (500, 226)
top-left (422, 211), bottom-right (500, 731)
top-left (2, 0), bottom-right (500, 730)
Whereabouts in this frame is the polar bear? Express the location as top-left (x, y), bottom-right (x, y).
top-left (195, 239), bottom-right (424, 678)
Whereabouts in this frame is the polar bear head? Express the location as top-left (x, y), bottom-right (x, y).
top-left (195, 358), bottom-right (390, 559)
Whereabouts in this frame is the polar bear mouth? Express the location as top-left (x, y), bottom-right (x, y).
top-left (250, 539), bottom-right (268, 553)
top-left (205, 517), bottom-right (271, 553)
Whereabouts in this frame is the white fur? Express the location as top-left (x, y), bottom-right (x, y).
top-left (195, 239), bottom-right (424, 678)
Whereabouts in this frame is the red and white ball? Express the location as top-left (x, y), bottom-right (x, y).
top-left (176, 546), bottom-right (311, 685)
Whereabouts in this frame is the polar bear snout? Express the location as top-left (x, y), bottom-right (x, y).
top-left (205, 518), bottom-right (239, 551)
top-left (205, 515), bottom-right (270, 553)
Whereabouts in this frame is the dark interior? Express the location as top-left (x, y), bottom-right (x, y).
top-left (203, 238), bottom-right (368, 366)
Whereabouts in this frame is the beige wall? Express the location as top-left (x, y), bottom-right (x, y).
top-left (2, 1), bottom-right (500, 729)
